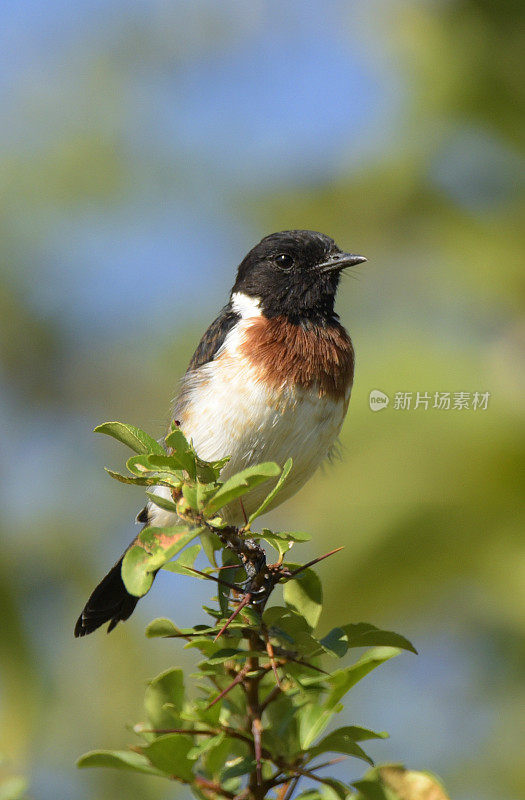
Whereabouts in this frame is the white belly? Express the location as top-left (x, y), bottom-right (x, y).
top-left (149, 346), bottom-right (348, 527)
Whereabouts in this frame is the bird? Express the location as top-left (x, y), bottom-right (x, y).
top-left (74, 230), bottom-right (366, 637)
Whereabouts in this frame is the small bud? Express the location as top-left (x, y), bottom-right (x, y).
top-left (176, 497), bottom-right (190, 516)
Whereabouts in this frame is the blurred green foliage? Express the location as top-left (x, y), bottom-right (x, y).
top-left (0, 2), bottom-right (523, 800)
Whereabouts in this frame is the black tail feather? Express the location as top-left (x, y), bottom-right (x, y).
top-left (74, 555), bottom-right (140, 637)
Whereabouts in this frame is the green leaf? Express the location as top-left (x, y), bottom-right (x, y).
top-left (201, 605), bottom-right (224, 621)
top-left (144, 668), bottom-right (184, 730)
top-left (255, 528), bottom-right (312, 557)
top-left (351, 770), bottom-right (397, 800)
top-left (104, 468), bottom-right (152, 486)
top-left (145, 619), bottom-right (228, 639)
top-left (262, 694), bottom-right (300, 758)
top-left (220, 756), bottom-right (256, 781)
top-left (327, 648), bottom-right (402, 710)
top-left (185, 637), bottom-right (226, 658)
top-left (207, 736), bottom-right (246, 779)
top-left (248, 457), bottom-right (293, 522)
top-left (77, 750), bottom-right (165, 777)
top-left (204, 462), bottom-right (281, 515)
top-left (94, 422), bottom-right (164, 455)
top-left (121, 525), bottom-right (203, 596)
top-left (298, 650), bottom-right (399, 750)
top-left (146, 490), bottom-right (179, 513)
top-left (204, 647), bottom-right (247, 665)
top-left (142, 734), bottom-right (194, 780)
top-left (164, 428), bottom-right (197, 478)
top-left (340, 624), bottom-right (417, 655)
top-left (201, 530), bottom-right (222, 567)
top-left (375, 765), bottom-right (451, 800)
top-left (121, 546), bottom-right (155, 596)
top-left (108, 468), bottom-right (182, 488)
top-left (162, 543), bottom-right (201, 575)
top-left (126, 454), bottom-right (184, 477)
top-left (257, 532), bottom-right (291, 559)
top-left (182, 483), bottom-right (199, 510)
top-left (307, 725), bottom-right (387, 764)
top-left (277, 530), bottom-right (312, 542)
top-left (239, 604), bottom-right (259, 627)
top-left (187, 732), bottom-right (225, 760)
top-left (281, 660), bottom-right (328, 691)
top-left (314, 725), bottom-right (387, 747)
top-left (263, 606), bottom-right (319, 654)
top-left (318, 777), bottom-right (352, 800)
top-left (298, 704), bottom-right (338, 750)
top-left (284, 568), bottom-right (323, 630)
top-left (145, 617), bottom-right (181, 638)
top-left (185, 700), bottom-right (221, 729)
top-left (195, 454), bottom-right (230, 483)
top-left (0, 776), bottom-right (28, 800)
top-left (217, 547), bottom-right (242, 617)
top-left (197, 480), bottom-right (220, 510)
top-left (164, 426), bottom-right (192, 451)
top-left (320, 628), bottom-right (349, 658)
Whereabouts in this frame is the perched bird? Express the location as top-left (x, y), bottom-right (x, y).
top-left (75, 230), bottom-right (365, 637)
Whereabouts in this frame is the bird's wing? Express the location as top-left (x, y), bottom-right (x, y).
top-left (187, 303), bottom-right (239, 371)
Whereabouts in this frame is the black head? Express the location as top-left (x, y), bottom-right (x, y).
top-left (232, 230), bottom-right (366, 324)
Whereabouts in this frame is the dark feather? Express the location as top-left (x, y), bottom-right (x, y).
top-left (136, 506), bottom-right (149, 523)
top-left (187, 304), bottom-right (239, 371)
top-left (74, 551), bottom-right (139, 637)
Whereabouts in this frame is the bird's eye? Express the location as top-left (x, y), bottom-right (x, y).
top-left (275, 253), bottom-right (294, 270)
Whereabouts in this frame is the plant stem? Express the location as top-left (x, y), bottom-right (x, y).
top-left (195, 776), bottom-right (236, 800)
top-left (245, 630), bottom-right (264, 800)
top-left (281, 775), bottom-right (300, 800)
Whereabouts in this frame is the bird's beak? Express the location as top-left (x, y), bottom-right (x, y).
top-left (318, 252), bottom-right (367, 273)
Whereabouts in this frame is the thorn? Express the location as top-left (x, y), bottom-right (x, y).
top-left (206, 664), bottom-right (249, 708)
top-left (308, 756), bottom-right (347, 771)
top-left (213, 594), bottom-right (252, 641)
top-left (260, 683), bottom-right (282, 714)
top-left (239, 497), bottom-right (248, 526)
top-left (289, 765), bottom-right (350, 788)
top-left (283, 655), bottom-right (329, 675)
top-left (281, 775), bottom-right (300, 800)
top-left (287, 547), bottom-right (344, 578)
top-left (184, 565), bottom-right (241, 591)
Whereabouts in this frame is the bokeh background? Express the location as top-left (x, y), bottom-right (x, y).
top-left (1, 1), bottom-right (524, 799)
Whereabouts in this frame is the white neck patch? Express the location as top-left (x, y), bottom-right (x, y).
top-left (231, 292), bottom-right (262, 319)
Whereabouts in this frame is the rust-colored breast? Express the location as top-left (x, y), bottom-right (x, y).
top-left (240, 316), bottom-right (354, 400)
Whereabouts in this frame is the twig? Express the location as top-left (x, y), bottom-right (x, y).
top-left (214, 593), bottom-right (253, 641)
top-left (259, 683), bottom-right (282, 715)
top-left (245, 632), bottom-right (263, 793)
top-left (207, 663), bottom-right (250, 708)
top-left (281, 775), bottom-right (300, 800)
top-left (195, 776), bottom-right (236, 800)
top-left (184, 565), bottom-right (241, 591)
top-left (252, 717), bottom-right (263, 786)
top-left (263, 626), bottom-right (281, 687)
top-left (308, 756), bottom-right (347, 771)
top-left (286, 547), bottom-right (344, 578)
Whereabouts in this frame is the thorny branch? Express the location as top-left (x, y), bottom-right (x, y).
top-left (180, 523), bottom-right (344, 800)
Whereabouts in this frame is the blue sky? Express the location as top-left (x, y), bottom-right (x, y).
top-left (2, 0), bottom-right (399, 337)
